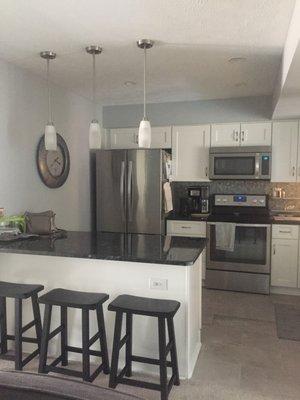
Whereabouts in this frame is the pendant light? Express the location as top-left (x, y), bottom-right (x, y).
top-left (137, 39), bottom-right (154, 148)
top-left (40, 51), bottom-right (57, 151)
top-left (86, 45), bottom-right (103, 149)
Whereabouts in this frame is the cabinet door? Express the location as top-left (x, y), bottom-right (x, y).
top-left (211, 123), bottom-right (240, 147)
top-left (151, 126), bottom-right (172, 148)
top-left (172, 125), bottom-right (210, 181)
top-left (271, 238), bottom-right (298, 288)
top-left (109, 128), bottom-right (138, 149)
top-left (271, 121), bottom-right (298, 182)
top-left (240, 122), bottom-right (272, 146)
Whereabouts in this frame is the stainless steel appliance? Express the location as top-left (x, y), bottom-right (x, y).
top-left (95, 149), bottom-right (167, 234)
top-left (206, 194), bottom-right (271, 294)
top-left (187, 186), bottom-right (210, 215)
top-left (209, 146), bottom-right (271, 180)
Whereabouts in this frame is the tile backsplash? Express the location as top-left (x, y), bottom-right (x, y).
top-left (171, 181), bottom-right (300, 214)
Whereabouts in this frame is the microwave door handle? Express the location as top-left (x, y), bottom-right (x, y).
top-left (120, 161), bottom-right (126, 221)
top-left (127, 161), bottom-right (133, 222)
top-left (255, 155), bottom-right (260, 178)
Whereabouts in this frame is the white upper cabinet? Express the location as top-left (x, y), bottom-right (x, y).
top-left (109, 128), bottom-right (138, 149)
top-left (240, 122), bottom-right (272, 146)
top-left (271, 120), bottom-right (299, 182)
top-left (211, 122), bottom-right (272, 147)
top-left (109, 126), bottom-right (171, 149)
top-left (171, 125), bottom-right (210, 181)
top-left (211, 123), bottom-right (240, 147)
top-left (150, 126), bottom-right (172, 148)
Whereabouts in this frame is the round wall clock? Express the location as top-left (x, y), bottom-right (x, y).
top-left (36, 134), bottom-right (70, 188)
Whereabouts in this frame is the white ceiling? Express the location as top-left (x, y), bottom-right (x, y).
top-left (0, 0), bottom-right (296, 105)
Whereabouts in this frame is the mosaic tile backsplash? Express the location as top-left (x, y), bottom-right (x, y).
top-left (171, 181), bottom-right (300, 214)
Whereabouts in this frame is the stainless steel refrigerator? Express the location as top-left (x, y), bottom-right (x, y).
top-left (95, 149), bottom-right (167, 234)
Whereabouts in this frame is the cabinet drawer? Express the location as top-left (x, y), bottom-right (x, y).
top-left (272, 225), bottom-right (299, 240)
top-left (167, 220), bottom-right (206, 237)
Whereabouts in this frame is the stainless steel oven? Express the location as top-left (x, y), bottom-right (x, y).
top-left (205, 194), bottom-right (271, 294)
top-left (209, 146), bottom-right (271, 180)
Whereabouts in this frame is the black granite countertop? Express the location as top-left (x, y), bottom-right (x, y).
top-left (167, 212), bottom-right (210, 221)
top-left (0, 231), bottom-right (206, 266)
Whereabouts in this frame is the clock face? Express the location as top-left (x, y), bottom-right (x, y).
top-left (37, 134), bottom-right (70, 188)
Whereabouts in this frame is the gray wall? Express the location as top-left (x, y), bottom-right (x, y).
top-left (103, 95), bottom-right (273, 128)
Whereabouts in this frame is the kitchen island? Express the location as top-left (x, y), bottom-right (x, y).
top-left (0, 232), bottom-right (206, 379)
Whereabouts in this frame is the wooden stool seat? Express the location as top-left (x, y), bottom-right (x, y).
top-left (0, 280), bottom-right (43, 370)
top-left (39, 288), bottom-right (109, 309)
top-left (108, 294), bottom-right (180, 317)
top-left (0, 281), bottom-right (44, 299)
top-left (38, 288), bottom-right (110, 382)
top-left (108, 294), bottom-right (180, 400)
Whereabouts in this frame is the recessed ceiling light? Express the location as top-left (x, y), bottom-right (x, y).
top-left (124, 81), bottom-right (137, 87)
top-left (228, 57), bottom-right (247, 63)
top-left (235, 82), bottom-right (247, 87)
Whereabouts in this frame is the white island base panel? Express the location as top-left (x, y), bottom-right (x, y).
top-left (0, 253), bottom-right (202, 379)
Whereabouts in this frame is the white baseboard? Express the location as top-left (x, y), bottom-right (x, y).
top-left (187, 341), bottom-right (202, 380)
top-left (270, 286), bottom-right (300, 296)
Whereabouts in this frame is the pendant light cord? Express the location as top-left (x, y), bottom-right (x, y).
top-left (47, 58), bottom-right (52, 124)
top-left (143, 47), bottom-right (147, 120)
top-left (92, 52), bottom-right (96, 120)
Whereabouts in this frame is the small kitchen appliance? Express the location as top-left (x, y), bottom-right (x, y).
top-left (182, 186), bottom-right (210, 216)
top-left (206, 194), bottom-right (271, 294)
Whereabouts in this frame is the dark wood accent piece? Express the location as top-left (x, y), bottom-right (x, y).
top-left (108, 294), bottom-right (180, 400)
top-left (38, 288), bottom-right (109, 382)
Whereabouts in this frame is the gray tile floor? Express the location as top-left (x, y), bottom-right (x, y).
top-left (1, 289), bottom-right (300, 399)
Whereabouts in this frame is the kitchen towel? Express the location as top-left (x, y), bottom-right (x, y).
top-left (163, 182), bottom-right (173, 213)
top-left (215, 222), bottom-right (236, 252)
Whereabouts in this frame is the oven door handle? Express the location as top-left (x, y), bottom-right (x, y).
top-left (207, 222), bottom-right (271, 228)
top-left (255, 154), bottom-right (260, 178)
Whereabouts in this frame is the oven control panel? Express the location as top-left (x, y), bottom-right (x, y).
top-left (214, 194), bottom-right (267, 207)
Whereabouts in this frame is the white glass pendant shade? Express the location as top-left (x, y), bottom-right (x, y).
top-left (45, 123), bottom-right (57, 151)
top-left (138, 119), bottom-right (151, 148)
top-left (89, 119), bottom-right (102, 149)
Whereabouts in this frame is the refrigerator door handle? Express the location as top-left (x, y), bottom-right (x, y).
top-left (127, 161), bottom-right (133, 221)
top-left (120, 161), bottom-right (126, 221)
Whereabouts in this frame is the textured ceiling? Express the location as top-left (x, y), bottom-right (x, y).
top-left (0, 0), bottom-right (296, 105)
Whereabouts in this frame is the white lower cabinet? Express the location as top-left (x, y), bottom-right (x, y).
top-left (167, 220), bottom-right (207, 280)
top-left (271, 225), bottom-right (299, 288)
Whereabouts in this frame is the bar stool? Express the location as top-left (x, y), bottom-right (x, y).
top-left (0, 281), bottom-right (44, 370)
top-left (108, 294), bottom-right (180, 400)
top-left (38, 288), bottom-right (110, 382)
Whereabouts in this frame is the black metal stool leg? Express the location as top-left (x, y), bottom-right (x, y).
top-left (82, 309), bottom-right (90, 381)
top-left (31, 294), bottom-right (42, 351)
top-left (38, 304), bottom-right (52, 374)
top-left (96, 304), bottom-right (110, 374)
top-left (125, 313), bottom-right (132, 377)
top-left (15, 298), bottom-right (23, 370)
top-left (158, 317), bottom-right (168, 400)
top-left (109, 311), bottom-right (123, 389)
top-left (61, 306), bottom-right (68, 366)
top-left (0, 297), bottom-right (7, 355)
top-left (167, 317), bottom-right (180, 386)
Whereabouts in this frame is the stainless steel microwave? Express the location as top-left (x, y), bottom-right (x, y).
top-left (209, 146), bottom-right (271, 180)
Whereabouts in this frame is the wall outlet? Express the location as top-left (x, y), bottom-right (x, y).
top-left (149, 278), bottom-right (168, 291)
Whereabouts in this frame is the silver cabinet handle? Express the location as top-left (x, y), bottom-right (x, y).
top-left (292, 166), bottom-right (296, 176)
top-left (181, 226), bottom-right (192, 229)
top-left (241, 131), bottom-right (245, 142)
top-left (273, 244), bottom-right (276, 255)
top-left (127, 161), bottom-right (133, 222)
top-left (235, 131), bottom-right (239, 142)
top-left (120, 161), bottom-right (126, 221)
top-left (205, 166), bottom-right (208, 177)
top-left (279, 230), bottom-right (291, 234)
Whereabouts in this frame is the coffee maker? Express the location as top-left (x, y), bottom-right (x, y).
top-left (179, 186), bottom-right (210, 216)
